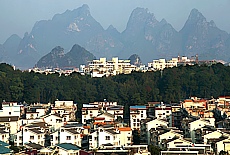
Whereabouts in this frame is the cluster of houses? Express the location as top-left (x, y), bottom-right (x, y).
top-left (29, 55), bottom-right (222, 77)
top-left (1, 96), bottom-right (230, 154)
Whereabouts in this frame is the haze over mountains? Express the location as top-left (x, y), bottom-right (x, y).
top-left (0, 4), bottom-right (229, 69)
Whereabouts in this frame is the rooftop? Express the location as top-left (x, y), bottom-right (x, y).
top-left (56, 143), bottom-right (80, 151)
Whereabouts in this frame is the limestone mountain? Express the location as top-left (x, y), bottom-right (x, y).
top-left (128, 54), bottom-right (142, 66)
top-left (180, 9), bottom-right (230, 61)
top-left (120, 7), bottom-right (181, 62)
top-left (1, 5), bottom-right (230, 69)
top-left (36, 44), bottom-right (96, 68)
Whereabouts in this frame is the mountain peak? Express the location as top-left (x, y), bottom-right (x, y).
top-left (209, 20), bottom-right (216, 27)
top-left (77, 4), bottom-right (90, 16)
top-left (160, 18), bottom-right (167, 25)
top-left (188, 8), bottom-right (206, 22)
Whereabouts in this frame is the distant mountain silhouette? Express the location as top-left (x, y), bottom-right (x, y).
top-left (36, 44), bottom-right (95, 69)
top-left (0, 4), bottom-right (229, 69)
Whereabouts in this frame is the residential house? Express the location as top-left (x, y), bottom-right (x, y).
top-left (0, 116), bottom-right (19, 134)
top-left (43, 113), bottom-right (68, 130)
top-left (56, 143), bottom-right (80, 155)
top-left (158, 130), bottom-right (183, 148)
top-left (16, 122), bottom-right (50, 146)
top-left (130, 106), bottom-right (147, 130)
top-left (106, 105), bottom-right (124, 120)
top-left (216, 138), bottom-right (230, 154)
top-left (140, 118), bottom-right (168, 144)
top-left (0, 101), bottom-right (23, 117)
top-left (59, 123), bottom-right (86, 148)
top-left (155, 104), bottom-right (172, 121)
top-left (82, 104), bottom-right (99, 124)
top-left (118, 127), bottom-right (132, 146)
top-left (89, 125), bottom-right (120, 149)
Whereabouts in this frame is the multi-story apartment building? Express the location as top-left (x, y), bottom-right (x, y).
top-left (130, 106), bottom-right (147, 130)
top-left (155, 104), bottom-right (172, 120)
top-left (0, 102), bottom-right (23, 117)
top-left (85, 57), bottom-right (137, 77)
top-left (148, 58), bottom-right (178, 70)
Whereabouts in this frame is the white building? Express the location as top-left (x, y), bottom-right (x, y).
top-left (130, 106), bottom-right (147, 130)
top-left (155, 104), bottom-right (172, 120)
top-left (0, 102), bottom-right (23, 117)
top-left (148, 58), bottom-right (178, 71)
top-left (86, 57), bottom-right (137, 77)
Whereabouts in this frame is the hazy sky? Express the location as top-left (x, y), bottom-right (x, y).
top-left (0, 0), bottom-right (230, 43)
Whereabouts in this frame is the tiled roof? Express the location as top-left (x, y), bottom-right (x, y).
top-left (25, 143), bottom-right (43, 150)
top-left (0, 116), bottom-right (19, 122)
top-left (94, 117), bottom-right (105, 120)
top-left (0, 140), bottom-right (9, 147)
top-left (105, 129), bottom-right (117, 135)
top-left (65, 129), bottom-right (80, 135)
top-left (29, 129), bottom-right (43, 134)
top-left (118, 127), bottom-right (131, 131)
top-left (56, 143), bottom-right (80, 151)
top-left (0, 146), bottom-right (12, 154)
top-left (130, 105), bottom-right (146, 109)
top-left (0, 130), bottom-right (8, 134)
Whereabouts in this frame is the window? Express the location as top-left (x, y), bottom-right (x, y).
top-left (94, 137), bottom-right (97, 140)
top-left (30, 136), bottom-right (34, 140)
top-left (128, 137), bottom-right (131, 140)
top-left (141, 114), bottom-right (143, 117)
top-left (141, 111), bottom-right (143, 113)
top-left (61, 129), bottom-right (64, 132)
top-left (133, 123), bottom-right (136, 126)
top-left (75, 136), bottom-right (77, 139)
top-left (38, 135), bottom-right (40, 139)
top-left (137, 123), bottom-right (140, 127)
top-left (66, 136), bottom-right (71, 140)
top-left (90, 111), bottom-right (92, 113)
top-left (137, 119), bottom-right (140, 122)
top-left (9, 112), bottom-right (11, 115)
top-left (105, 136), bottom-right (110, 140)
top-left (166, 111), bottom-right (169, 113)
top-left (163, 113), bottom-right (165, 115)
top-left (56, 136), bottom-right (58, 141)
top-left (133, 119), bottom-right (136, 122)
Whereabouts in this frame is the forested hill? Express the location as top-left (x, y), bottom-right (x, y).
top-left (0, 63), bottom-right (230, 105)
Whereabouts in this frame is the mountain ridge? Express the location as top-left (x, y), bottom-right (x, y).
top-left (0, 5), bottom-right (229, 69)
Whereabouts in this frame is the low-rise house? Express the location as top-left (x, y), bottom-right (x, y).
top-left (204, 130), bottom-right (230, 144)
top-left (16, 122), bottom-right (50, 146)
top-left (0, 116), bottom-right (19, 134)
top-left (166, 138), bottom-right (192, 149)
top-left (56, 143), bottom-right (80, 155)
top-left (159, 130), bottom-right (183, 148)
top-left (59, 127), bottom-right (82, 147)
top-left (43, 113), bottom-right (68, 130)
top-left (140, 118), bottom-right (168, 144)
top-left (155, 104), bottom-right (172, 121)
top-left (89, 125), bottom-right (120, 149)
top-left (26, 111), bottom-right (39, 119)
top-left (82, 104), bottom-right (99, 124)
top-left (106, 105), bottom-right (124, 120)
top-left (216, 138), bottom-right (230, 154)
top-left (0, 101), bottom-right (23, 117)
top-left (118, 127), bottom-right (132, 146)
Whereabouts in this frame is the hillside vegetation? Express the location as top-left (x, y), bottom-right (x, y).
top-left (0, 63), bottom-right (229, 105)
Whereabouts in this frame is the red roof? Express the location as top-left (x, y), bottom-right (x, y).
top-left (94, 117), bottom-right (105, 120)
top-left (119, 127), bottom-right (131, 131)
